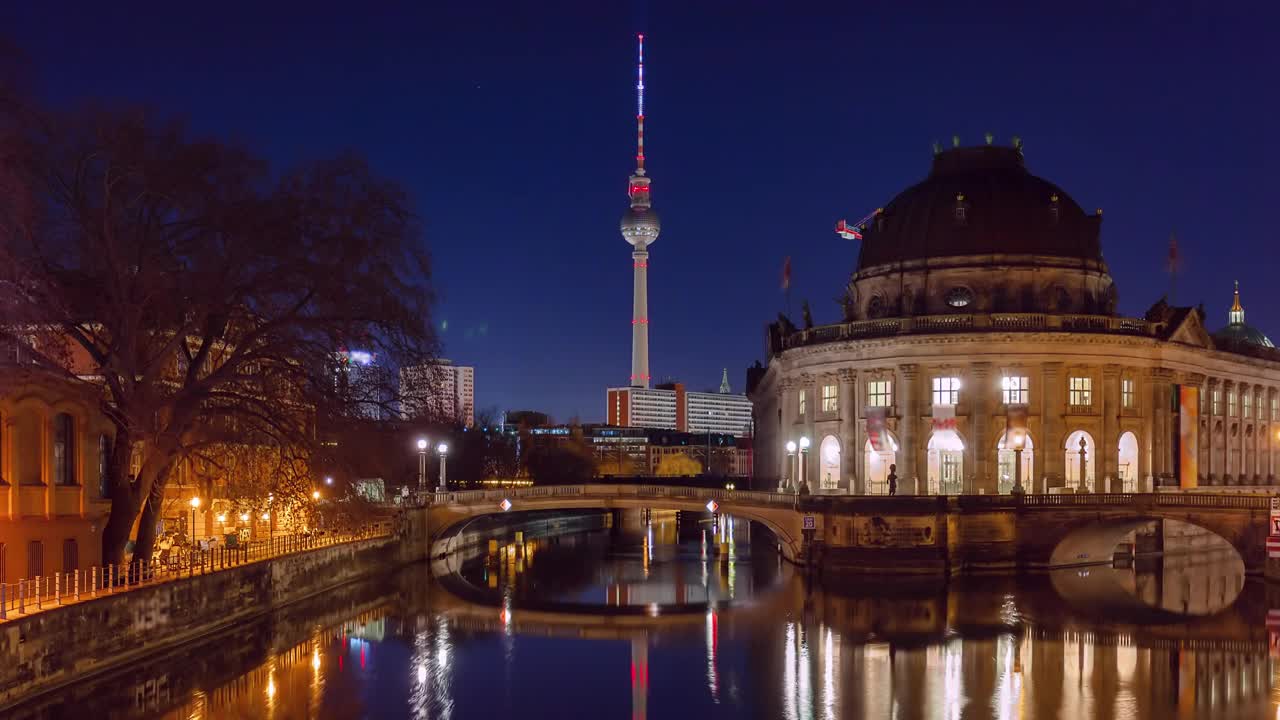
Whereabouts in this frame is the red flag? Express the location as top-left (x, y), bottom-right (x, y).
top-left (781, 256), bottom-right (791, 290)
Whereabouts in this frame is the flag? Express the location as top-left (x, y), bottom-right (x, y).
top-left (866, 407), bottom-right (886, 452)
top-left (781, 256), bottom-right (791, 290)
top-left (1167, 232), bottom-right (1180, 273)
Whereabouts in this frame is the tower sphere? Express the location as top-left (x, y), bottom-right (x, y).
top-left (621, 206), bottom-right (661, 246)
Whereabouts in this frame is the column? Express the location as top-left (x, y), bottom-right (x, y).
top-left (969, 363), bottom-right (993, 494)
top-left (1042, 362), bottom-right (1064, 491)
top-left (1254, 383), bottom-right (1265, 483)
top-left (799, 375), bottom-right (816, 490)
top-left (1269, 388), bottom-right (1278, 482)
top-left (778, 379), bottom-right (795, 485)
top-left (1222, 380), bottom-right (1235, 483)
top-left (1101, 364), bottom-right (1121, 492)
top-left (1146, 369), bottom-right (1168, 490)
top-left (838, 368), bottom-right (860, 494)
top-left (897, 364), bottom-right (919, 494)
top-left (1206, 378), bottom-right (1219, 484)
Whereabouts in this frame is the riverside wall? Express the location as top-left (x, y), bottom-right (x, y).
top-left (0, 513), bottom-right (428, 709)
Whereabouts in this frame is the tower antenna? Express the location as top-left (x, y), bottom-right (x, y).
top-left (636, 33), bottom-right (645, 175)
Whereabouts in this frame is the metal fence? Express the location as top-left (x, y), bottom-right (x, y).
top-left (0, 521), bottom-right (392, 622)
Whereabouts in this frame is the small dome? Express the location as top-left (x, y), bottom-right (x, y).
top-left (1213, 323), bottom-right (1275, 349)
top-left (1212, 282), bottom-right (1274, 348)
top-left (856, 145), bottom-right (1102, 269)
top-left (621, 206), bottom-right (661, 246)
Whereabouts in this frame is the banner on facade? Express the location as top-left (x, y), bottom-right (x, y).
top-left (931, 404), bottom-right (962, 451)
top-left (866, 407), bottom-right (887, 452)
top-left (1177, 385), bottom-right (1199, 489)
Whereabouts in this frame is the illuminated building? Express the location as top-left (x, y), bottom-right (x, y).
top-left (400, 360), bottom-right (475, 426)
top-left (607, 380), bottom-right (753, 437)
top-left (750, 142), bottom-right (1280, 494)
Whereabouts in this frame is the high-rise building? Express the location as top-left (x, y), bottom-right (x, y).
top-left (606, 379), bottom-right (753, 437)
top-left (400, 360), bottom-right (475, 427)
top-left (619, 34), bottom-right (659, 389)
top-left (333, 350), bottom-right (388, 420)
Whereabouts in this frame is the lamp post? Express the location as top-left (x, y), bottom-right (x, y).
top-left (189, 496), bottom-right (201, 542)
top-left (784, 441), bottom-right (797, 492)
top-left (437, 442), bottom-right (450, 491)
top-left (416, 438), bottom-right (428, 494)
top-left (1011, 431), bottom-right (1026, 496)
top-left (798, 436), bottom-right (811, 494)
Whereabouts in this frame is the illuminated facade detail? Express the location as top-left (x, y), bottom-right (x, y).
top-left (751, 143), bottom-right (1280, 494)
top-left (619, 33), bottom-right (661, 389)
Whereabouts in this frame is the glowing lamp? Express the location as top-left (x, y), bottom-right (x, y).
top-left (240, 513), bottom-right (250, 522)
top-left (436, 442), bottom-right (449, 456)
top-left (799, 436), bottom-right (811, 450)
top-left (312, 490), bottom-right (321, 500)
top-left (189, 497), bottom-right (201, 509)
top-left (416, 438), bottom-right (428, 451)
top-left (785, 441), bottom-right (797, 453)
top-left (261, 512), bottom-right (270, 521)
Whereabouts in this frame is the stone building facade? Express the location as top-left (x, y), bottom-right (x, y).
top-left (749, 144), bottom-right (1280, 495)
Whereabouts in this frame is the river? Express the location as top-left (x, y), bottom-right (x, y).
top-left (10, 509), bottom-right (1275, 719)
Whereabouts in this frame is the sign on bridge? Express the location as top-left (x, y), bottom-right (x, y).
top-left (802, 515), bottom-right (816, 531)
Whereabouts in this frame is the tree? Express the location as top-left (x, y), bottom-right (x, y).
top-left (656, 453), bottom-right (702, 477)
top-left (0, 106), bottom-right (438, 563)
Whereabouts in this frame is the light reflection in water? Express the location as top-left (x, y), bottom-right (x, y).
top-left (27, 511), bottom-right (1279, 720)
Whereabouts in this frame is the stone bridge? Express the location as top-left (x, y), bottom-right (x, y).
top-left (424, 485), bottom-right (1272, 576)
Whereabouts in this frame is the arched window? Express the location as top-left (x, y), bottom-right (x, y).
top-left (864, 434), bottom-right (899, 495)
top-left (53, 413), bottom-right (76, 486)
top-left (1064, 430), bottom-right (1096, 492)
top-left (996, 431), bottom-right (1035, 494)
top-left (1118, 432), bottom-right (1139, 492)
top-left (819, 436), bottom-right (840, 491)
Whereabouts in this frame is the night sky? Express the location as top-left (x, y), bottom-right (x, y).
top-left (7, 2), bottom-right (1278, 423)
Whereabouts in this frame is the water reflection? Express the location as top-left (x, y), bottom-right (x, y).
top-left (8, 510), bottom-right (1277, 720)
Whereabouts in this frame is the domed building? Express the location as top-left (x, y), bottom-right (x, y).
top-left (749, 143), bottom-right (1280, 495)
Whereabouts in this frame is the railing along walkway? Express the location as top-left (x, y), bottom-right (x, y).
top-left (429, 485), bottom-right (1271, 512)
top-left (0, 521), bottom-right (392, 623)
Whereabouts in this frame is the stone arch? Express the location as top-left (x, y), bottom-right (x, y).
top-left (1117, 432), bottom-right (1139, 492)
top-left (864, 431), bottom-right (899, 495)
top-left (428, 496), bottom-right (808, 565)
top-left (927, 427), bottom-right (966, 495)
top-left (995, 429), bottom-right (1035, 494)
top-left (1063, 429), bottom-right (1097, 492)
top-left (818, 435), bottom-right (841, 492)
top-left (1048, 515), bottom-right (1245, 573)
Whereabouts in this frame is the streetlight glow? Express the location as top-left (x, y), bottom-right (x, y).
top-left (325, 476), bottom-right (334, 486)
top-left (799, 436), bottom-right (810, 450)
top-left (437, 442), bottom-right (449, 455)
top-left (312, 490), bottom-right (321, 500)
top-left (261, 512), bottom-right (270, 521)
top-left (786, 441), bottom-right (797, 453)
top-left (240, 513), bottom-right (249, 522)
top-left (416, 438), bottom-right (428, 450)
top-left (189, 496), bottom-right (201, 509)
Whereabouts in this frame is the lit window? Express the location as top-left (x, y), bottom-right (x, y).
top-left (1001, 375), bottom-right (1029, 405)
top-left (1069, 377), bottom-right (1092, 407)
top-left (867, 380), bottom-right (892, 408)
top-left (821, 384), bottom-right (838, 413)
top-left (932, 376), bottom-right (960, 406)
top-left (1257, 392), bottom-right (1264, 419)
top-left (1212, 389), bottom-right (1221, 415)
top-left (1228, 390), bottom-right (1237, 417)
top-left (798, 390), bottom-right (806, 417)
top-left (1121, 378), bottom-right (1135, 409)
top-left (1243, 389), bottom-right (1251, 418)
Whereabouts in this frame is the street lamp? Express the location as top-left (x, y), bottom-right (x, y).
top-left (784, 441), bottom-right (797, 492)
top-left (312, 490), bottom-right (321, 501)
top-left (437, 442), bottom-right (450, 491)
top-left (798, 436), bottom-right (811, 494)
top-left (1010, 431), bottom-right (1026, 496)
top-left (324, 475), bottom-right (334, 486)
top-left (189, 496), bottom-right (201, 542)
top-left (416, 438), bottom-right (429, 493)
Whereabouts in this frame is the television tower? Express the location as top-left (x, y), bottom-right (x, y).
top-left (620, 33), bottom-right (660, 389)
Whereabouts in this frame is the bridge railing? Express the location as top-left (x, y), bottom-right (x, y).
top-left (429, 485), bottom-right (1271, 512)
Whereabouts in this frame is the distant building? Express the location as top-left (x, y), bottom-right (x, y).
top-left (333, 350), bottom-right (388, 420)
top-left (522, 422), bottom-right (753, 478)
top-left (606, 377), bottom-right (753, 437)
top-left (400, 360), bottom-right (475, 427)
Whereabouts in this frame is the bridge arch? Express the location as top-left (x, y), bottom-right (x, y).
top-left (1047, 514), bottom-right (1247, 570)
top-left (426, 487), bottom-right (807, 564)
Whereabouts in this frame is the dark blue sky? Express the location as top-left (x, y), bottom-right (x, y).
top-left (8, 2), bottom-right (1278, 422)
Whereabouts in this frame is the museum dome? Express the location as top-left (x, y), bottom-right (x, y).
top-left (856, 145), bottom-right (1103, 270)
top-left (1212, 283), bottom-right (1274, 349)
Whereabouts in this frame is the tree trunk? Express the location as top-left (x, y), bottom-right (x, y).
top-left (133, 489), bottom-right (163, 565)
top-left (100, 429), bottom-right (139, 566)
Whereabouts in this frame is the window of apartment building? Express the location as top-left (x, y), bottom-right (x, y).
top-left (98, 434), bottom-right (111, 499)
top-left (932, 376), bottom-right (960, 406)
top-left (1069, 377), bottom-right (1092, 407)
top-left (1243, 389), bottom-right (1252, 418)
top-left (1121, 378), bottom-right (1135, 409)
top-left (1228, 390), bottom-right (1237, 417)
top-left (27, 540), bottom-right (43, 578)
top-left (821, 384), bottom-right (838, 413)
top-left (798, 390), bottom-right (806, 417)
top-left (1001, 375), bottom-right (1029, 405)
top-left (867, 380), bottom-right (892, 408)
